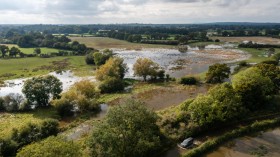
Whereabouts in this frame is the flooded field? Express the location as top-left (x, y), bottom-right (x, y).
top-left (163, 128), bottom-right (280, 157)
top-left (0, 70), bottom-right (95, 97)
top-left (206, 128), bottom-right (280, 157)
top-left (114, 46), bottom-right (248, 78)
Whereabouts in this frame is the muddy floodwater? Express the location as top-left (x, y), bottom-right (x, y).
top-left (163, 128), bottom-right (280, 157)
top-left (206, 128), bottom-right (280, 157)
top-left (114, 46), bottom-right (248, 78)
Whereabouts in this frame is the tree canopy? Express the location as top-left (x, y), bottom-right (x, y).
top-left (88, 99), bottom-right (163, 157)
top-left (22, 75), bottom-right (62, 107)
top-left (96, 57), bottom-right (127, 81)
top-left (133, 58), bottom-right (160, 81)
top-left (232, 67), bottom-right (274, 110)
top-left (206, 63), bottom-right (230, 83)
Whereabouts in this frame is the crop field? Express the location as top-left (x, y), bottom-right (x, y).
top-left (0, 56), bottom-right (93, 80)
top-left (210, 36), bottom-right (280, 45)
top-left (70, 37), bottom-right (176, 49)
top-left (4, 44), bottom-right (60, 54)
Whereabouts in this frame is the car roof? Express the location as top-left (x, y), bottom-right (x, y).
top-left (183, 137), bottom-right (193, 143)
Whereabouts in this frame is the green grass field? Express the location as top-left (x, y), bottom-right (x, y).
top-left (0, 56), bottom-right (94, 80)
top-left (240, 48), bottom-right (280, 63)
top-left (4, 44), bottom-right (60, 54)
top-left (70, 37), bottom-right (176, 49)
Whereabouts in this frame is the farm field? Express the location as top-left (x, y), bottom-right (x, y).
top-left (0, 56), bottom-right (93, 80)
top-left (210, 36), bottom-right (280, 45)
top-left (70, 37), bottom-right (176, 49)
top-left (4, 44), bottom-right (60, 54)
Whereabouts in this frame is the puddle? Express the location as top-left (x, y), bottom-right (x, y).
top-left (63, 103), bottom-right (109, 141)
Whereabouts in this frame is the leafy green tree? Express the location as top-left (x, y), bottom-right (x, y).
top-left (9, 47), bottom-right (20, 58)
top-left (256, 63), bottom-right (280, 91)
top-left (188, 83), bottom-right (245, 127)
top-left (93, 49), bottom-right (113, 66)
top-left (88, 99), bottom-right (163, 157)
top-left (232, 67), bottom-right (274, 111)
top-left (53, 80), bottom-right (99, 113)
top-left (22, 75), bottom-right (62, 108)
top-left (34, 48), bottom-right (41, 56)
top-left (206, 63), bottom-right (230, 83)
top-left (133, 58), bottom-right (159, 81)
top-left (0, 45), bottom-right (9, 58)
top-left (96, 57), bottom-right (127, 81)
top-left (16, 136), bottom-right (81, 157)
top-left (85, 52), bottom-right (95, 65)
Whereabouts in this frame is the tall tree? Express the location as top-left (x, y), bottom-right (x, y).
top-left (9, 47), bottom-right (21, 58)
top-left (88, 99), bottom-right (163, 157)
top-left (0, 45), bottom-right (9, 58)
top-left (133, 58), bottom-right (159, 81)
top-left (22, 75), bottom-right (62, 108)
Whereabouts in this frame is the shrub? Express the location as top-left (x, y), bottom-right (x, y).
top-left (0, 119), bottom-right (59, 156)
top-left (0, 138), bottom-right (18, 157)
top-left (85, 52), bottom-right (95, 65)
top-left (52, 98), bottom-right (74, 117)
top-left (261, 60), bottom-right (279, 65)
top-left (99, 77), bottom-right (125, 93)
top-left (180, 77), bottom-right (197, 85)
top-left (16, 136), bottom-right (81, 157)
top-left (0, 97), bottom-right (5, 111)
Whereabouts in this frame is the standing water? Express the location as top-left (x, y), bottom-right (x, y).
top-left (0, 70), bottom-right (95, 97)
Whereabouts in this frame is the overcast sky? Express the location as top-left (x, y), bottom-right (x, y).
top-left (0, 0), bottom-right (279, 24)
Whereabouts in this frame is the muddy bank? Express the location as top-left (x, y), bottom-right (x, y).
top-left (109, 84), bottom-right (211, 111)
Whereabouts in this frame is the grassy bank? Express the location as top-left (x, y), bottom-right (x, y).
top-left (183, 118), bottom-right (280, 157)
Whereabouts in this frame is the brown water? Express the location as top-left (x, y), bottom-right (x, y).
top-left (162, 128), bottom-right (280, 157)
top-left (206, 128), bottom-right (280, 157)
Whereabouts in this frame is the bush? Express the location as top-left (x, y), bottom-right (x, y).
top-left (0, 97), bottom-right (5, 111)
top-left (238, 61), bottom-right (248, 66)
top-left (99, 77), bottom-right (125, 93)
top-left (16, 136), bottom-right (81, 157)
top-left (85, 52), bottom-right (95, 65)
top-left (0, 138), bottom-right (18, 157)
top-left (0, 119), bottom-right (59, 156)
top-left (52, 98), bottom-right (74, 117)
top-left (180, 77), bottom-right (197, 85)
top-left (261, 60), bottom-right (279, 65)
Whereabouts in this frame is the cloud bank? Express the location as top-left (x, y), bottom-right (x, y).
top-left (0, 0), bottom-right (279, 24)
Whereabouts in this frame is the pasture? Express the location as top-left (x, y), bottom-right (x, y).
top-left (70, 37), bottom-right (176, 49)
top-left (0, 56), bottom-right (93, 80)
top-left (4, 44), bottom-right (60, 54)
top-left (210, 36), bottom-right (280, 45)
